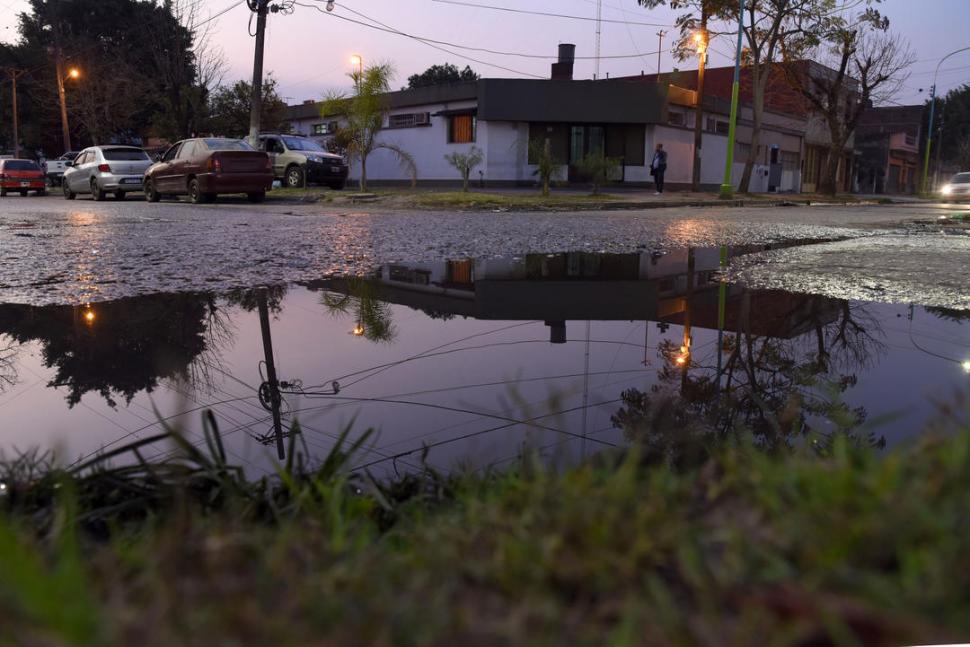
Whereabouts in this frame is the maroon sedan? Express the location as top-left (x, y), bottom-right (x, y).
top-left (143, 138), bottom-right (273, 204)
top-left (0, 159), bottom-right (47, 197)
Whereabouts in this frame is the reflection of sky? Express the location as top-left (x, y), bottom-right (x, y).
top-left (0, 286), bottom-right (967, 476)
top-left (0, 0), bottom-right (963, 105)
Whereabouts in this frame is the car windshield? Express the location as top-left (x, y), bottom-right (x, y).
top-left (202, 138), bottom-right (254, 151)
top-left (103, 148), bottom-right (150, 161)
top-left (59, 152), bottom-right (80, 160)
top-left (282, 136), bottom-right (328, 153)
top-left (950, 173), bottom-right (970, 184)
top-left (5, 160), bottom-right (40, 171)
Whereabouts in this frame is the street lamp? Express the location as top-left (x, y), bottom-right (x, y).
top-left (719, 0), bottom-right (745, 200)
top-left (56, 64), bottom-right (80, 153)
top-left (691, 28), bottom-right (708, 192)
top-left (350, 54), bottom-right (363, 91)
top-left (920, 45), bottom-right (970, 195)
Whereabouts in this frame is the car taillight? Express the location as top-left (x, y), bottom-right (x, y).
top-left (208, 158), bottom-right (222, 173)
top-left (98, 164), bottom-right (111, 173)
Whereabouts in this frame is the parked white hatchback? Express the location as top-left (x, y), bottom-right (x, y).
top-left (62, 146), bottom-right (153, 201)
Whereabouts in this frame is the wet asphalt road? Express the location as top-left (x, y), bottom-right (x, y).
top-left (0, 193), bottom-right (967, 308)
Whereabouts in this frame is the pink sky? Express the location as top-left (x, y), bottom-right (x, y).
top-left (2, 0), bottom-right (968, 107)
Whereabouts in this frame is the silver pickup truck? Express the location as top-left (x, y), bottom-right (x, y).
top-left (44, 151), bottom-right (81, 186)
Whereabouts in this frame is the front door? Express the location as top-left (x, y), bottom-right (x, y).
top-left (567, 125), bottom-right (605, 182)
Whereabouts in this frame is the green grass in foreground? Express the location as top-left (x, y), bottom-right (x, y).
top-left (1, 417), bottom-right (969, 645)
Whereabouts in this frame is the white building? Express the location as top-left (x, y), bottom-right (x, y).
top-left (284, 46), bottom-right (806, 191)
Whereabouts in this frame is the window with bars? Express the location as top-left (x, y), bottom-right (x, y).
top-left (668, 111), bottom-right (685, 127)
top-left (705, 117), bottom-right (729, 134)
top-left (448, 114), bottom-right (476, 143)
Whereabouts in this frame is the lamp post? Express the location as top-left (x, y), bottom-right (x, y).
top-left (691, 25), bottom-right (708, 192)
top-left (350, 54), bottom-right (363, 91)
top-left (920, 45), bottom-right (970, 195)
top-left (55, 54), bottom-right (80, 153)
top-left (718, 0), bottom-right (745, 200)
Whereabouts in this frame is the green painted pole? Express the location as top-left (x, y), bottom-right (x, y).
top-left (718, 0), bottom-right (745, 200)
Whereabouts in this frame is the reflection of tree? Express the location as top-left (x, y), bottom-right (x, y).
top-left (926, 306), bottom-right (970, 324)
top-left (0, 293), bottom-right (230, 408)
top-left (0, 335), bottom-right (19, 394)
top-left (224, 285), bottom-right (288, 313)
top-left (322, 279), bottom-right (396, 343)
top-left (613, 294), bottom-right (888, 461)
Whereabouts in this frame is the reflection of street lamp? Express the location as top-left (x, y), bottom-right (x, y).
top-left (962, 360), bottom-right (970, 374)
top-left (83, 306), bottom-right (95, 325)
top-left (352, 322), bottom-right (365, 336)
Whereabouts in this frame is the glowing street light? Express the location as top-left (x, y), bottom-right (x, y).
top-left (67, 67), bottom-right (80, 80)
top-left (352, 322), bottom-right (365, 336)
top-left (962, 360), bottom-right (970, 375)
top-left (83, 307), bottom-right (95, 324)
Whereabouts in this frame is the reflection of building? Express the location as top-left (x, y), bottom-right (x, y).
top-left (313, 243), bottom-right (839, 341)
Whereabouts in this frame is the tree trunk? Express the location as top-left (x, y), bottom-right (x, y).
top-left (819, 123), bottom-right (847, 196)
top-left (739, 124), bottom-right (761, 194)
top-left (462, 171), bottom-right (469, 192)
top-left (359, 156), bottom-right (367, 192)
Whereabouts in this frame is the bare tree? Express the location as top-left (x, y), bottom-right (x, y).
top-left (782, 24), bottom-right (913, 195)
top-left (736, 0), bottom-right (848, 193)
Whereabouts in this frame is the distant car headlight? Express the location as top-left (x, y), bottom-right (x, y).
top-left (942, 184), bottom-right (953, 195)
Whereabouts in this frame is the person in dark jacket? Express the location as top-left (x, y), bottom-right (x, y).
top-left (650, 143), bottom-right (668, 194)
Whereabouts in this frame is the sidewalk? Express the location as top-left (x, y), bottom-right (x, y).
top-left (266, 185), bottom-right (928, 211)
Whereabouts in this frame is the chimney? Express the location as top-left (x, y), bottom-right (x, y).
top-left (551, 43), bottom-right (575, 80)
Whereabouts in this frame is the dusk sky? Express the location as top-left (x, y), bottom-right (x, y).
top-left (1, 0), bottom-right (968, 107)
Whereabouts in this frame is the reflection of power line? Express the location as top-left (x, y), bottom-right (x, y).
top-left (353, 398), bottom-right (623, 472)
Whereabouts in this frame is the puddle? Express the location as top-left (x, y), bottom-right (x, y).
top-left (1, 245), bottom-right (967, 475)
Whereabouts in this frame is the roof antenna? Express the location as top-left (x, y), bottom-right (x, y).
top-left (594, 0), bottom-right (602, 80)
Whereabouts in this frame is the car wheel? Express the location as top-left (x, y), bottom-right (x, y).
top-left (19, 189), bottom-right (27, 197)
top-left (115, 191), bottom-right (125, 201)
top-left (285, 165), bottom-right (304, 188)
top-left (63, 183), bottom-right (75, 200)
top-left (144, 179), bottom-right (160, 202)
top-left (247, 191), bottom-right (266, 204)
top-left (91, 179), bottom-right (106, 201)
top-left (328, 181), bottom-right (346, 191)
top-left (188, 178), bottom-right (205, 204)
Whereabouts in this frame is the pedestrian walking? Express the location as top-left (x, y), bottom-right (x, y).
top-left (650, 143), bottom-right (667, 195)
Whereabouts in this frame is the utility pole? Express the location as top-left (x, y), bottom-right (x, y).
top-left (54, 50), bottom-right (71, 153)
top-left (5, 68), bottom-right (26, 158)
top-left (691, 15), bottom-right (708, 192)
top-left (247, 0), bottom-right (270, 148)
top-left (656, 30), bottom-right (666, 75)
top-left (257, 290), bottom-right (286, 460)
top-left (718, 0), bottom-right (745, 200)
top-left (593, 0), bottom-right (602, 80)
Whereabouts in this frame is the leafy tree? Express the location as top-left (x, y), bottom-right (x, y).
top-left (206, 76), bottom-right (287, 138)
top-left (407, 63), bottom-right (479, 89)
top-left (321, 63), bottom-right (417, 192)
top-left (444, 146), bottom-right (484, 192)
top-left (16, 0), bottom-right (200, 152)
top-left (573, 152), bottom-right (620, 195)
top-left (934, 84), bottom-right (970, 168)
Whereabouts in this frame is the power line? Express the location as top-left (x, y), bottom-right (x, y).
top-left (430, 0), bottom-right (673, 27)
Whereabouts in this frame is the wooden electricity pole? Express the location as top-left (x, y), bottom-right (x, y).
top-left (5, 68), bottom-right (26, 158)
top-left (247, 0), bottom-right (270, 148)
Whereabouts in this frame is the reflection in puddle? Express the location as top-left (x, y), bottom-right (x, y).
top-left (1, 244), bottom-right (967, 475)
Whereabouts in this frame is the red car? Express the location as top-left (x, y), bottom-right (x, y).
top-left (143, 138), bottom-right (273, 204)
top-left (0, 159), bottom-right (47, 197)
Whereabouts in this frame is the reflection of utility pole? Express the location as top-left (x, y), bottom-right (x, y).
top-left (4, 68), bottom-right (26, 158)
top-left (247, 0), bottom-right (270, 148)
top-left (680, 248), bottom-right (695, 393)
top-left (257, 290), bottom-right (286, 460)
